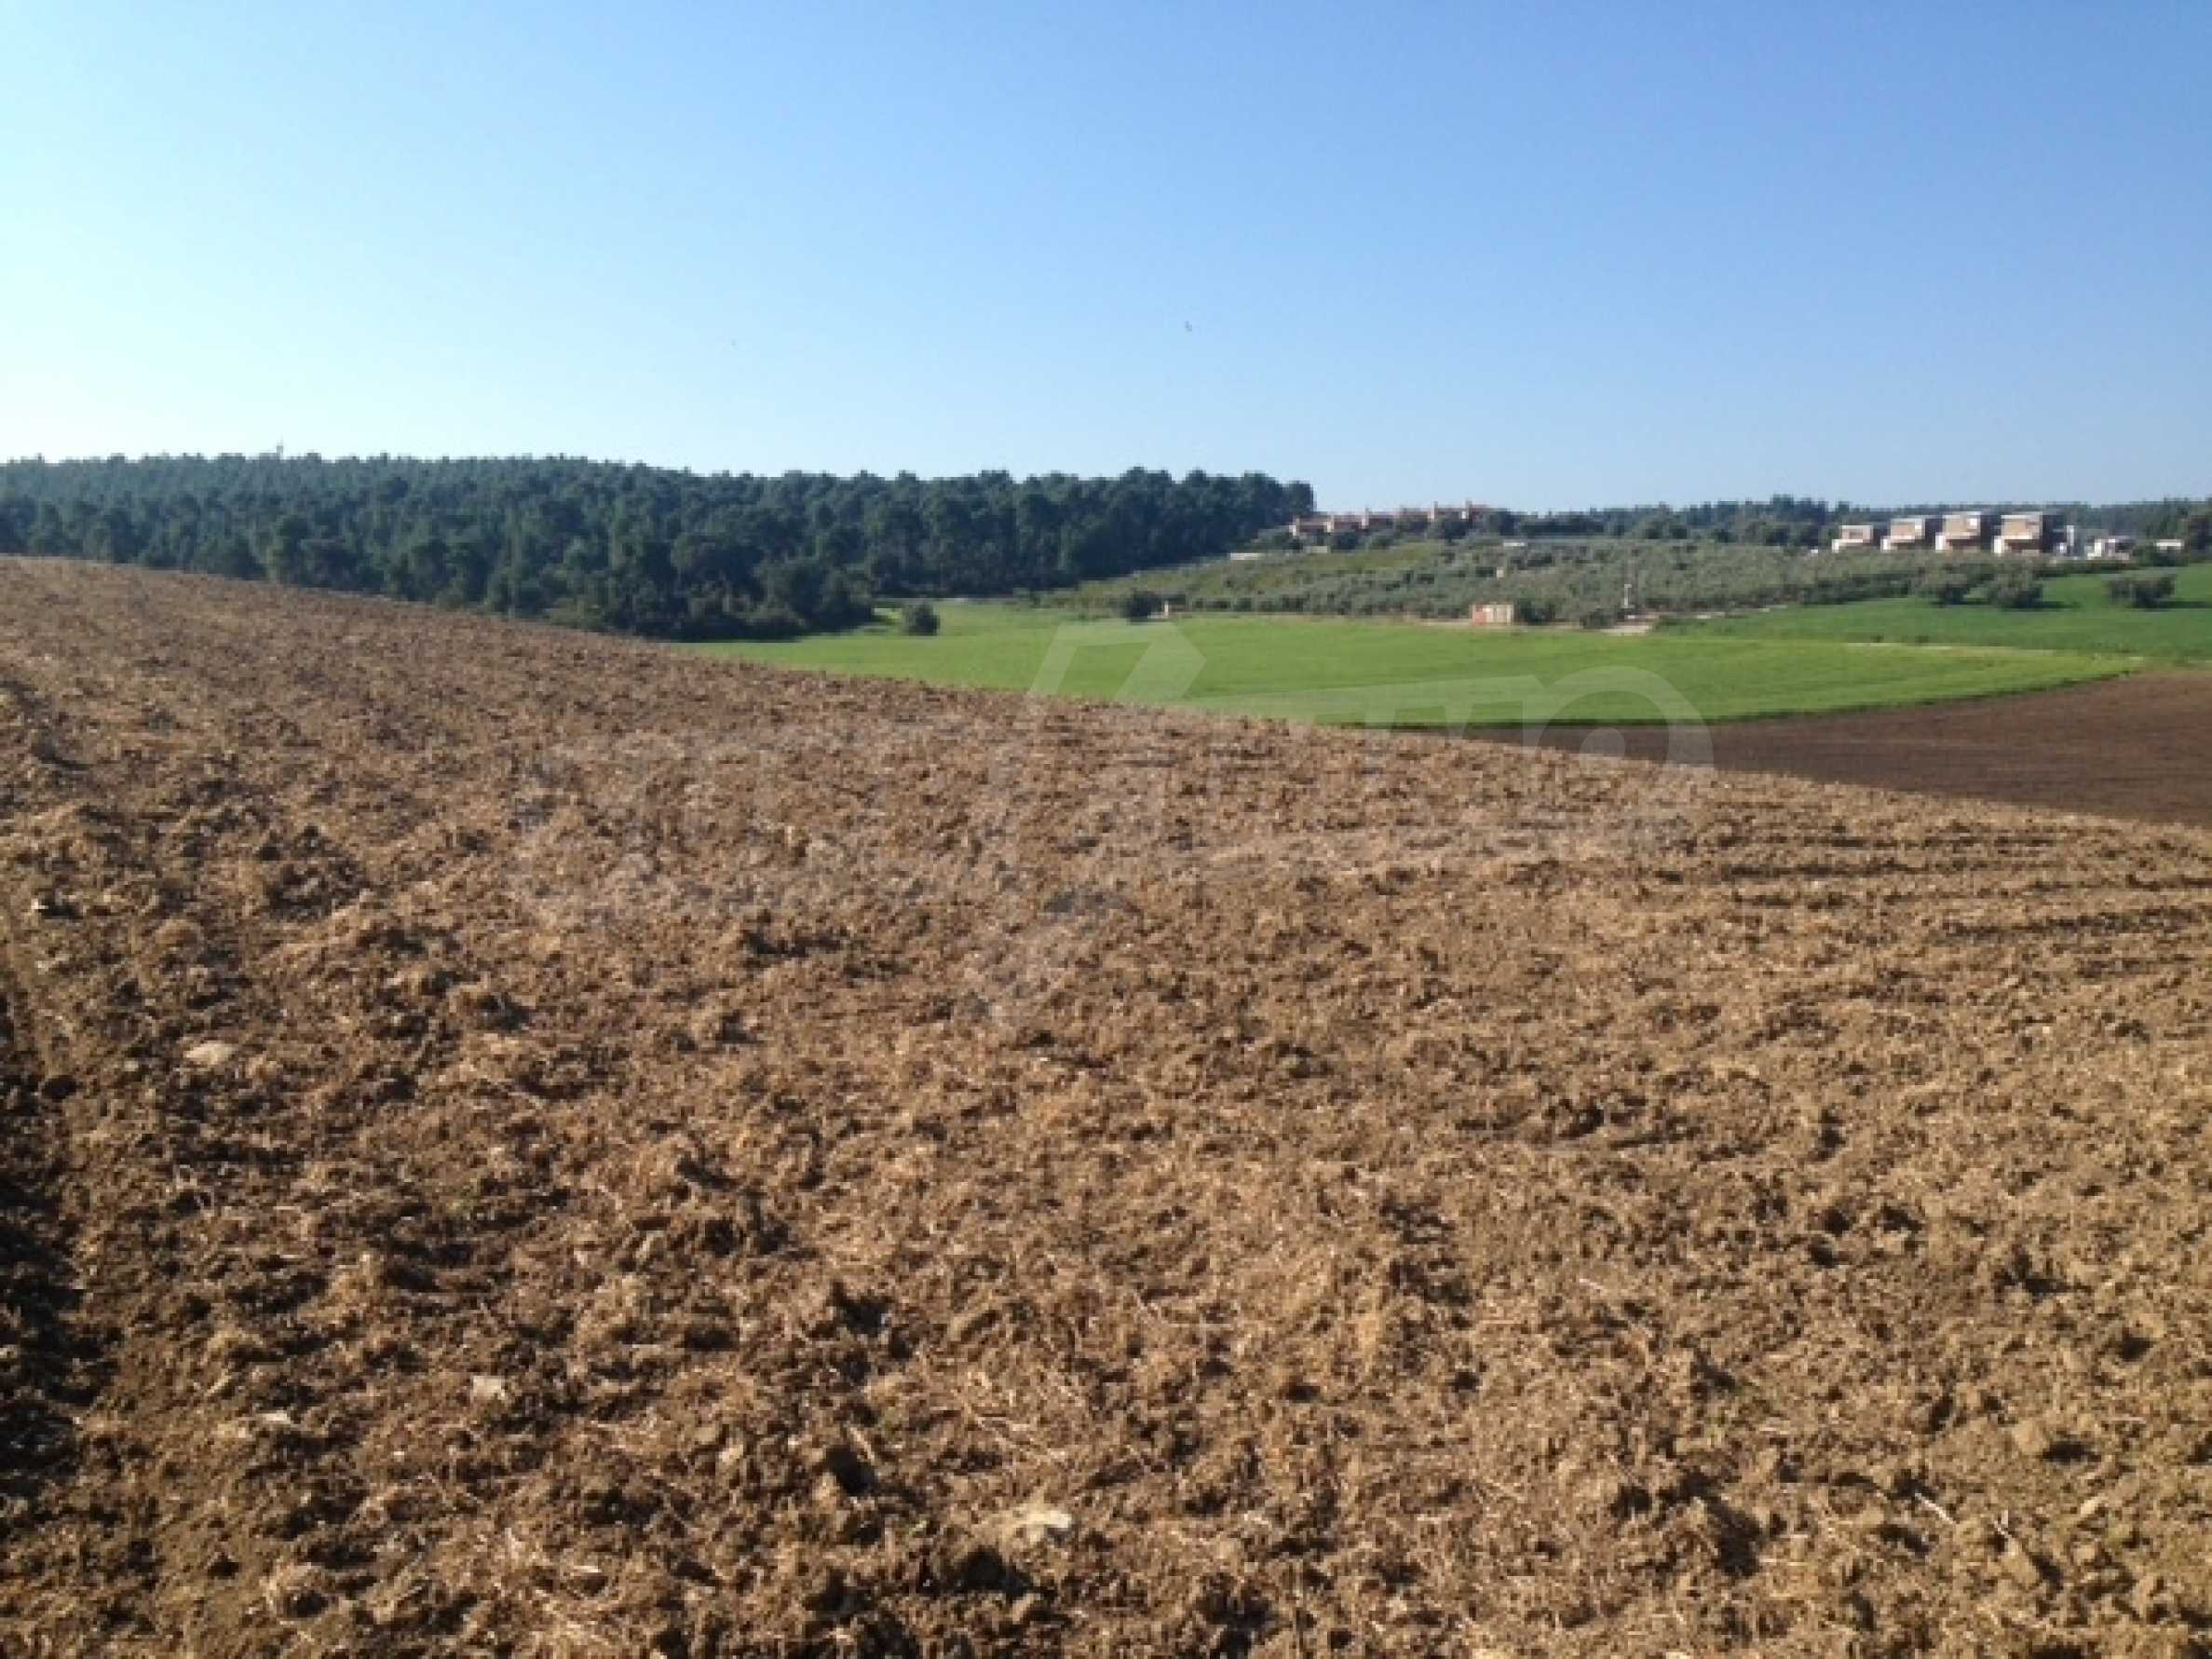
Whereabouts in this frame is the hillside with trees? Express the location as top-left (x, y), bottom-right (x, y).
top-left (1280, 496), bottom-right (2211, 551)
top-left (1082, 494), bottom-right (2212, 630)
top-left (0, 455), bottom-right (1311, 639)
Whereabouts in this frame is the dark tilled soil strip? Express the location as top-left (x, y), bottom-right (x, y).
top-left (1480, 670), bottom-right (2212, 828)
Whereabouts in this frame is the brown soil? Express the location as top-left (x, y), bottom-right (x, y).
top-left (1493, 672), bottom-right (2212, 830)
top-left (3, 559), bottom-right (2210, 1657)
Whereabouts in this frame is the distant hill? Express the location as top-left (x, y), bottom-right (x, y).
top-left (0, 455), bottom-right (1311, 640)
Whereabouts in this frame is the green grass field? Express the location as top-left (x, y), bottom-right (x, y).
top-left (694, 603), bottom-right (2135, 728)
top-left (1675, 564), bottom-right (2212, 661)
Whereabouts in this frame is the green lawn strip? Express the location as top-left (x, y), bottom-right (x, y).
top-left (694, 604), bottom-right (2133, 728)
top-left (1672, 564), bottom-right (2212, 661)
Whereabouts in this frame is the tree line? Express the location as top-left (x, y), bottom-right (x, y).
top-left (0, 455), bottom-right (1312, 639)
top-left (1429, 496), bottom-right (2209, 551)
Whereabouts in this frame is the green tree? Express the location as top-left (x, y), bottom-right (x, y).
top-left (2107, 573), bottom-right (2175, 609)
top-left (1981, 569), bottom-right (2042, 609)
top-left (2186, 510), bottom-right (2212, 560)
top-left (1916, 568), bottom-right (1976, 606)
top-left (262, 513), bottom-right (313, 584)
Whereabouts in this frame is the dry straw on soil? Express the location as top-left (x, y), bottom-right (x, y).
top-left (1, 561), bottom-right (2209, 1657)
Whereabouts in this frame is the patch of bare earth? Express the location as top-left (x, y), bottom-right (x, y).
top-left (1490, 670), bottom-right (2212, 830)
top-left (1, 559), bottom-right (2209, 1656)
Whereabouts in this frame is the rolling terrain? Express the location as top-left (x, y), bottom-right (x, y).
top-left (3, 561), bottom-right (2210, 1656)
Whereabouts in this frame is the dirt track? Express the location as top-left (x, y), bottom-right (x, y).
top-left (1495, 671), bottom-right (2212, 830)
top-left (3, 561), bottom-right (2211, 1656)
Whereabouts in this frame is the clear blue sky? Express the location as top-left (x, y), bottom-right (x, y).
top-left (4, 1), bottom-right (2206, 509)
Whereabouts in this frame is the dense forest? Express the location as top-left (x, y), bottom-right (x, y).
top-left (0, 456), bottom-right (1312, 639)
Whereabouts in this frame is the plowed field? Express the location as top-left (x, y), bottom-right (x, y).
top-left (1492, 672), bottom-right (2212, 831)
top-left (3, 561), bottom-right (2210, 1657)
